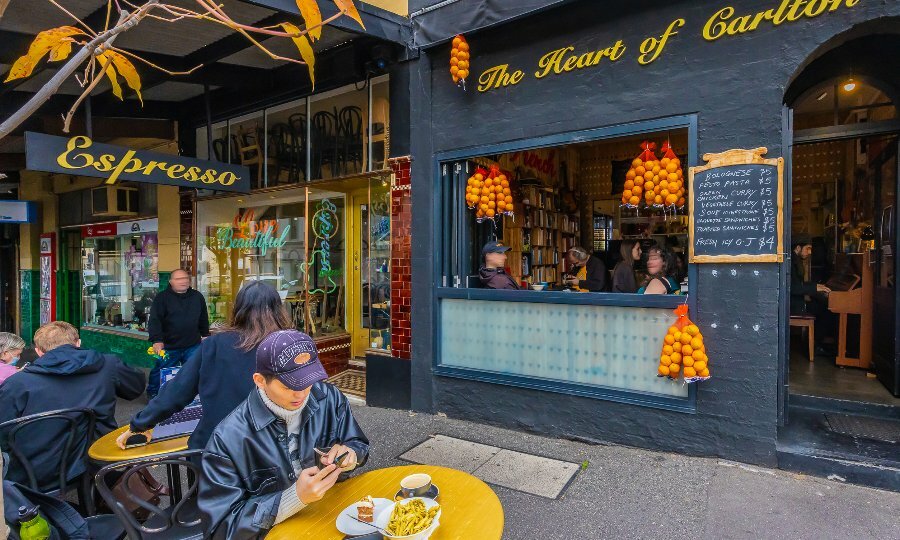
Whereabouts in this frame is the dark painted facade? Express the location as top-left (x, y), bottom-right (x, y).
top-left (408, 0), bottom-right (900, 465)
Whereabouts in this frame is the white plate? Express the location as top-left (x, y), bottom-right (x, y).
top-left (335, 497), bottom-right (393, 536)
top-left (375, 497), bottom-right (442, 539)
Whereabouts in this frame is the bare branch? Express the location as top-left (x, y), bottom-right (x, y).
top-left (111, 46), bottom-right (202, 76)
top-left (46, 0), bottom-right (98, 36)
top-left (63, 56), bottom-right (112, 131)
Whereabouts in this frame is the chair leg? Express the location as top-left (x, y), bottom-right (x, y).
top-left (808, 323), bottom-right (815, 362)
top-left (80, 473), bottom-right (97, 516)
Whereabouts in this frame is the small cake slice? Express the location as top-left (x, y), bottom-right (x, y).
top-left (356, 496), bottom-right (375, 523)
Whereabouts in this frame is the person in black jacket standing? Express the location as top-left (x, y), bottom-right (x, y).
top-left (564, 246), bottom-right (608, 292)
top-left (147, 269), bottom-right (210, 397)
top-left (0, 321), bottom-right (144, 487)
top-left (117, 281), bottom-right (293, 451)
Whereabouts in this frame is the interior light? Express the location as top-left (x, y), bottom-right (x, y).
top-left (816, 91), bottom-right (828, 101)
top-left (842, 78), bottom-right (857, 92)
top-left (237, 198), bottom-right (244, 202)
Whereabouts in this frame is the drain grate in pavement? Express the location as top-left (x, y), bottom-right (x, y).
top-left (327, 369), bottom-right (366, 398)
top-left (824, 414), bottom-right (900, 443)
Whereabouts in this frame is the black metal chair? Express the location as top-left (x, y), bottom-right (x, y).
top-left (0, 407), bottom-right (97, 515)
top-left (95, 449), bottom-right (205, 540)
top-left (288, 113), bottom-right (308, 180)
top-left (311, 110), bottom-right (339, 179)
top-left (337, 105), bottom-right (364, 175)
top-left (269, 122), bottom-right (301, 184)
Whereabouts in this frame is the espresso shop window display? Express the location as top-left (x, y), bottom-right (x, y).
top-left (458, 130), bottom-right (691, 293)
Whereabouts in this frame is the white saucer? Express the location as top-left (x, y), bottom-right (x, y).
top-left (335, 497), bottom-right (392, 536)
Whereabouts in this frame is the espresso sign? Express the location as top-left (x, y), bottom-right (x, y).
top-left (689, 148), bottom-right (784, 263)
top-left (26, 132), bottom-right (250, 193)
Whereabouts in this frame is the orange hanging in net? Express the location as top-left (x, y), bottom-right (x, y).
top-left (659, 141), bottom-right (686, 208)
top-left (657, 304), bottom-right (711, 382)
top-left (465, 164), bottom-right (513, 221)
top-left (450, 35), bottom-right (470, 86)
top-left (622, 141), bottom-right (660, 208)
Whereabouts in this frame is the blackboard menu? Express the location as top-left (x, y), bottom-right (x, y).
top-left (689, 155), bottom-right (783, 263)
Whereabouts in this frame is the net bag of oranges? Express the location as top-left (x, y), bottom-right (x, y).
top-left (450, 34), bottom-right (470, 88)
top-left (465, 164), bottom-right (514, 221)
top-left (659, 141), bottom-right (686, 208)
top-left (622, 141), bottom-right (660, 208)
top-left (657, 305), bottom-right (710, 382)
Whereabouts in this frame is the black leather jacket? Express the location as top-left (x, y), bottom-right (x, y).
top-left (198, 382), bottom-right (370, 539)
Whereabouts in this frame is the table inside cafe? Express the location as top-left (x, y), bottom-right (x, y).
top-left (267, 464), bottom-right (504, 539)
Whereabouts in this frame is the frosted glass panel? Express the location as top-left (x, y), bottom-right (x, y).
top-left (440, 299), bottom-right (689, 398)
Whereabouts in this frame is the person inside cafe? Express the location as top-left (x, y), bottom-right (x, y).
top-left (479, 240), bottom-right (521, 290)
top-left (0, 321), bottom-right (145, 486)
top-left (199, 329), bottom-right (370, 538)
top-left (117, 280), bottom-right (294, 451)
top-left (0, 332), bottom-right (25, 386)
top-left (612, 240), bottom-right (641, 293)
top-left (790, 237), bottom-right (834, 354)
top-left (147, 268), bottom-right (210, 398)
top-left (638, 246), bottom-right (681, 295)
top-left (564, 246), bottom-right (608, 291)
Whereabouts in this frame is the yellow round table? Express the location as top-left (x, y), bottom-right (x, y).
top-left (88, 425), bottom-right (189, 462)
top-left (267, 464), bottom-right (504, 539)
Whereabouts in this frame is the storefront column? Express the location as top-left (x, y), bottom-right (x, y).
top-left (156, 185), bottom-right (181, 285)
top-left (18, 171), bottom-right (56, 342)
top-left (389, 157), bottom-right (412, 359)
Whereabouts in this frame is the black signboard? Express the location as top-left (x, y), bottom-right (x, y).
top-left (25, 131), bottom-right (250, 193)
top-left (689, 148), bottom-right (783, 263)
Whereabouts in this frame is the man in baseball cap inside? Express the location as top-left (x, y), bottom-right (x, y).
top-left (199, 330), bottom-right (370, 537)
top-left (479, 240), bottom-right (521, 290)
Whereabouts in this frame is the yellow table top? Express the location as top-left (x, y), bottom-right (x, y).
top-left (88, 425), bottom-right (189, 462)
top-left (268, 464), bottom-right (504, 539)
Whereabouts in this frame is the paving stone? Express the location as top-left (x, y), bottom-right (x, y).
top-left (400, 434), bottom-right (501, 473)
top-left (473, 449), bottom-right (580, 499)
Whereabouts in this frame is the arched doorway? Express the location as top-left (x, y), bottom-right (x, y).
top-left (783, 31), bottom-right (900, 446)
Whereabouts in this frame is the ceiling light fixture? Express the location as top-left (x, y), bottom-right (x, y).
top-left (842, 78), bottom-right (857, 92)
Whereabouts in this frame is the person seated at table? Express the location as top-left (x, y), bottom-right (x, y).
top-left (612, 240), bottom-right (641, 293)
top-left (0, 321), bottom-right (144, 486)
top-left (638, 246), bottom-right (681, 295)
top-left (199, 330), bottom-right (370, 538)
top-left (0, 332), bottom-right (25, 386)
top-left (563, 246), bottom-right (607, 292)
top-left (479, 240), bottom-right (520, 290)
top-left (790, 237), bottom-right (835, 354)
top-left (116, 280), bottom-right (294, 451)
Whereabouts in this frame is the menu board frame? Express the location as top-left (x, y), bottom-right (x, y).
top-left (688, 147), bottom-right (784, 263)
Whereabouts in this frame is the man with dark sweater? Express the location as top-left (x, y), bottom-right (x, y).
top-left (0, 321), bottom-right (144, 488)
top-left (147, 269), bottom-right (210, 397)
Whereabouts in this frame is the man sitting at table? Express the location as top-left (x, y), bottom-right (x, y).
top-left (0, 321), bottom-right (145, 486)
top-left (199, 330), bottom-right (370, 539)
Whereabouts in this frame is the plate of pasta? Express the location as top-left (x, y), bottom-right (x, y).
top-left (374, 497), bottom-right (441, 539)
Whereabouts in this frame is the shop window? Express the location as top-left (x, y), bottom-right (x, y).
top-left (265, 98), bottom-right (308, 184)
top-left (229, 111), bottom-right (267, 190)
top-left (81, 231), bottom-right (159, 332)
top-left (309, 83), bottom-right (368, 180)
top-left (370, 76), bottom-right (390, 171)
top-left (196, 121), bottom-right (228, 161)
top-left (440, 130), bottom-right (690, 295)
top-left (793, 78), bottom-right (896, 131)
top-left (361, 179), bottom-right (391, 351)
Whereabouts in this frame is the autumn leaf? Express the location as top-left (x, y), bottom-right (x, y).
top-left (105, 50), bottom-right (143, 105)
top-left (281, 22), bottom-right (316, 89)
top-left (97, 51), bottom-right (123, 101)
top-left (333, 0), bottom-right (365, 30)
top-left (295, 0), bottom-right (322, 41)
top-left (4, 26), bottom-right (87, 82)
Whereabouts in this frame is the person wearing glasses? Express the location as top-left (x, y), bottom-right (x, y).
top-left (638, 246), bottom-right (681, 295)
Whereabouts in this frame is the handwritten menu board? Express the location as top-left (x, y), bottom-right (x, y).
top-left (689, 148), bottom-right (784, 263)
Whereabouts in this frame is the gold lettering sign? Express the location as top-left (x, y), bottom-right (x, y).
top-left (475, 0), bottom-right (861, 94)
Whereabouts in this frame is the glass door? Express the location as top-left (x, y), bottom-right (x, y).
top-left (873, 136), bottom-right (900, 395)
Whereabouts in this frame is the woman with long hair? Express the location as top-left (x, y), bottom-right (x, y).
top-left (117, 280), bottom-right (293, 450)
top-left (612, 240), bottom-right (642, 293)
top-left (638, 246), bottom-right (681, 295)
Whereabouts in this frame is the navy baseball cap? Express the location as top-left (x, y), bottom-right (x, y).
top-left (482, 240), bottom-right (511, 256)
top-left (256, 330), bottom-right (328, 391)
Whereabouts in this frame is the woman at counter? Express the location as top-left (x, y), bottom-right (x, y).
top-left (638, 246), bottom-right (681, 295)
top-left (564, 246), bottom-right (608, 292)
top-left (612, 240), bottom-right (641, 293)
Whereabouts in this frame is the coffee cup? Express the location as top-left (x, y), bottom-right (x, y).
top-left (399, 473), bottom-right (432, 498)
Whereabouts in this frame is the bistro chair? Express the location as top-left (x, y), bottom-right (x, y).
top-left (268, 122), bottom-right (301, 184)
top-left (95, 449), bottom-right (206, 540)
top-left (0, 407), bottom-right (97, 515)
top-left (337, 105), bottom-right (364, 175)
top-left (288, 113), bottom-right (308, 181)
top-left (311, 110), bottom-right (339, 179)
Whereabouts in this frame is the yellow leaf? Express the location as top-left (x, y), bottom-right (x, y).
top-left (281, 23), bottom-right (316, 89)
top-left (97, 52), bottom-right (123, 101)
top-left (105, 50), bottom-right (143, 106)
top-left (4, 26), bottom-right (86, 81)
top-left (295, 0), bottom-right (322, 41)
top-left (333, 0), bottom-right (365, 30)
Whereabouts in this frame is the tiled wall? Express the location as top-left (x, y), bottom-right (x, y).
top-left (390, 158), bottom-right (412, 359)
top-left (19, 270), bottom-right (40, 344)
top-left (316, 333), bottom-right (352, 376)
top-left (79, 329), bottom-right (155, 368)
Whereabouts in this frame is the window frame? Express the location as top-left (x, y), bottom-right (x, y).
top-left (431, 114), bottom-right (699, 412)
